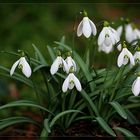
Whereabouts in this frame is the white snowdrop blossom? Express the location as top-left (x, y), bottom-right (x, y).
top-left (125, 24), bottom-right (140, 44)
top-left (65, 56), bottom-right (76, 73)
top-left (62, 73), bottom-right (82, 92)
top-left (132, 76), bottom-right (140, 96)
top-left (98, 26), bottom-right (120, 53)
top-left (116, 26), bottom-right (123, 37)
top-left (10, 57), bottom-right (32, 78)
top-left (117, 48), bottom-right (135, 67)
top-left (77, 17), bottom-right (97, 38)
top-left (125, 24), bottom-right (135, 43)
top-left (134, 51), bottom-right (140, 64)
top-left (50, 56), bottom-right (68, 75)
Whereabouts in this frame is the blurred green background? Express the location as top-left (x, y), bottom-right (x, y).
top-left (0, 3), bottom-right (140, 114)
top-left (0, 3), bottom-right (140, 65)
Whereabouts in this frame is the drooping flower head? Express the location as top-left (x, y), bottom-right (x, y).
top-left (64, 52), bottom-right (76, 74)
top-left (10, 54), bottom-right (32, 78)
top-left (117, 41), bottom-right (135, 67)
top-left (125, 23), bottom-right (140, 44)
top-left (98, 21), bottom-right (120, 53)
top-left (62, 67), bottom-right (82, 92)
top-left (50, 50), bottom-right (68, 75)
top-left (132, 73), bottom-right (140, 96)
top-left (117, 21), bottom-right (140, 44)
top-left (77, 10), bottom-right (97, 38)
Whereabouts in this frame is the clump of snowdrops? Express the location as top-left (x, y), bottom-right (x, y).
top-left (0, 10), bottom-right (140, 139)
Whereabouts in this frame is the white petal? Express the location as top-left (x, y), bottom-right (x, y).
top-left (123, 56), bottom-right (129, 65)
top-left (117, 26), bottom-right (123, 37)
top-left (101, 43), bottom-right (113, 54)
top-left (134, 29), bottom-right (140, 39)
top-left (117, 44), bottom-right (122, 51)
top-left (104, 35), bottom-right (112, 46)
top-left (10, 59), bottom-right (20, 76)
top-left (77, 20), bottom-right (83, 37)
top-left (132, 77), bottom-right (140, 96)
top-left (71, 59), bottom-right (76, 71)
top-left (62, 75), bottom-right (70, 92)
top-left (108, 27), bottom-right (116, 45)
top-left (124, 48), bottom-right (135, 66)
top-left (68, 74), bottom-right (75, 89)
top-left (134, 51), bottom-right (140, 62)
top-left (19, 57), bottom-right (32, 78)
top-left (62, 59), bottom-right (69, 73)
top-left (98, 27), bottom-right (106, 46)
top-left (117, 49), bottom-right (125, 67)
top-left (89, 19), bottom-right (97, 36)
top-left (125, 24), bottom-right (134, 43)
top-left (72, 73), bottom-right (82, 91)
top-left (65, 56), bottom-right (76, 72)
top-left (50, 57), bottom-right (59, 75)
top-left (82, 17), bottom-right (92, 38)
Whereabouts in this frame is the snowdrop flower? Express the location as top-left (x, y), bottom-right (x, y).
top-left (117, 47), bottom-right (135, 67)
top-left (132, 76), bottom-right (140, 96)
top-left (117, 26), bottom-right (123, 37)
top-left (134, 51), bottom-right (140, 64)
top-left (50, 56), bottom-right (68, 75)
top-left (125, 24), bottom-right (135, 43)
top-left (62, 72), bottom-right (82, 92)
top-left (98, 23), bottom-right (120, 53)
top-left (65, 55), bottom-right (76, 73)
top-left (77, 12), bottom-right (97, 38)
top-left (10, 57), bottom-right (31, 78)
top-left (125, 24), bottom-right (140, 44)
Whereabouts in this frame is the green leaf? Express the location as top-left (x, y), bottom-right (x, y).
top-left (40, 128), bottom-right (49, 138)
top-left (73, 51), bottom-right (95, 92)
top-left (124, 103), bottom-right (140, 109)
top-left (44, 119), bottom-right (51, 133)
top-left (80, 90), bottom-right (99, 116)
top-left (66, 103), bottom-right (86, 128)
top-left (32, 44), bottom-right (47, 65)
top-left (33, 64), bottom-right (48, 72)
top-left (0, 100), bottom-right (54, 115)
top-left (0, 65), bottom-right (33, 88)
top-left (0, 117), bottom-right (39, 130)
top-left (47, 45), bottom-right (56, 61)
top-left (110, 101), bottom-right (127, 119)
top-left (125, 109), bottom-right (139, 125)
top-left (0, 50), bottom-right (20, 57)
top-left (50, 110), bottom-right (83, 128)
top-left (96, 117), bottom-right (116, 137)
top-left (114, 127), bottom-right (138, 139)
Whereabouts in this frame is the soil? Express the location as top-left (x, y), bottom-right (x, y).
top-left (0, 119), bottom-right (140, 140)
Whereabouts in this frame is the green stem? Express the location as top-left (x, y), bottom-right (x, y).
top-left (98, 91), bottom-right (103, 112)
top-left (61, 93), bottom-right (67, 126)
top-left (31, 77), bottom-right (45, 118)
top-left (109, 66), bottom-right (125, 102)
top-left (41, 70), bottom-right (50, 104)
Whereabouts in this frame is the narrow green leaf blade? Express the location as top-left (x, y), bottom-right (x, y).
top-left (0, 100), bottom-right (54, 115)
top-left (96, 117), bottom-right (116, 137)
top-left (47, 45), bottom-right (55, 61)
top-left (114, 127), bottom-right (138, 140)
top-left (110, 101), bottom-right (127, 119)
top-left (81, 90), bottom-right (99, 116)
top-left (44, 118), bottom-right (51, 133)
top-left (50, 110), bottom-right (83, 128)
top-left (32, 44), bottom-right (47, 65)
top-left (0, 117), bottom-right (39, 130)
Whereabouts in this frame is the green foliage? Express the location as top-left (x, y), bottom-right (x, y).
top-left (0, 5), bottom-right (140, 138)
